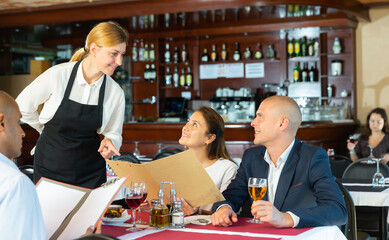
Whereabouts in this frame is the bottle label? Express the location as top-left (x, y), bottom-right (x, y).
top-left (172, 212), bottom-right (184, 227)
top-left (293, 70), bottom-right (299, 81)
top-left (288, 43), bottom-right (294, 56)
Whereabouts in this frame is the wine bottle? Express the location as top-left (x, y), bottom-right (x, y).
top-left (144, 64), bottom-right (150, 81)
top-left (293, 62), bottom-right (301, 82)
top-left (244, 47), bottom-right (251, 60)
top-left (138, 39), bottom-right (145, 61)
top-left (181, 44), bottom-right (187, 63)
top-left (173, 46), bottom-right (180, 63)
top-left (165, 67), bottom-right (172, 87)
top-left (179, 68), bottom-right (186, 87)
top-left (201, 48), bottom-right (209, 62)
top-left (233, 42), bottom-right (240, 61)
top-left (149, 43), bottom-right (155, 62)
top-left (221, 43), bottom-right (227, 61)
top-left (294, 38), bottom-right (301, 57)
top-left (164, 43), bottom-right (171, 63)
top-left (211, 44), bottom-right (217, 62)
top-left (287, 38), bottom-right (294, 58)
top-left (132, 41), bottom-right (138, 62)
top-left (143, 43), bottom-right (149, 61)
top-left (173, 66), bottom-right (179, 87)
top-left (301, 62), bottom-right (308, 82)
top-left (186, 67), bottom-right (192, 87)
top-left (254, 43), bottom-right (263, 59)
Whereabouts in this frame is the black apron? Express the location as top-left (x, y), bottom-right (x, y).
top-left (34, 61), bottom-right (107, 188)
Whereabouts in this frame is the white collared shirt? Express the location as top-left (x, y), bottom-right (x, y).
top-left (16, 60), bottom-right (125, 151)
top-left (0, 153), bottom-right (46, 239)
top-left (264, 139), bottom-right (300, 227)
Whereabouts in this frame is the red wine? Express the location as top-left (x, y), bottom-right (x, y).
top-left (125, 196), bottom-right (142, 209)
top-left (142, 193), bottom-right (148, 202)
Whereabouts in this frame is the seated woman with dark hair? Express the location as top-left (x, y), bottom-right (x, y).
top-left (178, 106), bottom-right (237, 215)
top-left (347, 107), bottom-right (389, 162)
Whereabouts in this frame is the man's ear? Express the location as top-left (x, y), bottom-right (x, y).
top-left (0, 113), bottom-right (5, 130)
top-left (279, 117), bottom-right (289, 130)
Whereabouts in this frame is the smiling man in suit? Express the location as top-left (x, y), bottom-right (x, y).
top-left (211, 95), bottom-right (347, 228)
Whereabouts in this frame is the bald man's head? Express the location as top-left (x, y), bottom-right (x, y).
top-left (262, 96), bottom-right (302, 135)
top-left (0, 91), bottom-right (17, 118)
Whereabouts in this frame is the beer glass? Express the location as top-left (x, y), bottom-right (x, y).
top-left (247, 177), bottom-right (267, 223)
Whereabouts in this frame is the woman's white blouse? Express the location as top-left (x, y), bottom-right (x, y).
top-left (16, 61), bottom-right (125, 151)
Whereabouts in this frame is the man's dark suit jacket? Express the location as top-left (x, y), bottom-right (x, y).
top-left (212, 138), bottom-right (347, 228)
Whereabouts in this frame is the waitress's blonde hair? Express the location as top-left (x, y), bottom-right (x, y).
top-left (70, 21), bottom-right (129, 62)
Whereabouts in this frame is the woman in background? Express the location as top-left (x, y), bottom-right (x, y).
top-left (347, 107), bottom-right (389, 162)
top-left (178, 105), bottom-right (237, 215)
top-left (16, 21), bottom-right (128, 188)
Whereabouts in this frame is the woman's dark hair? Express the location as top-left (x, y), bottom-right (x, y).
top-left (196, 105), bottom-right (233, 162)
top-left (360, 107), bottom-right (389, 140)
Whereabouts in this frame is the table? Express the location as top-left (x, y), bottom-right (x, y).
top-left (341, 179), bottom-right (389, 240)
top-left (102, 211), bottom-right (346, 240)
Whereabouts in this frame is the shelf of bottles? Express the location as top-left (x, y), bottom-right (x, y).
top-left (131, 39), bottom-right (157, 83)
top-left (127, 4), bottom-right (325, 33)
top-left (161, 41), bottom-right (193, 89)
top-left (200, 41), bottom-right (278, 64)
top-left (288, 36), bottom-right (320, 83)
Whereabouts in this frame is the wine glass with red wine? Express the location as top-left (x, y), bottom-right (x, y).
top-left (124, 182), bottom-right (143, 232)
top-left (136, 182), bottom-right (149, 225)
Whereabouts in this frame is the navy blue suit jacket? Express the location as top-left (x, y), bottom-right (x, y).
top-left (212, 138), bottom-right (347, 228)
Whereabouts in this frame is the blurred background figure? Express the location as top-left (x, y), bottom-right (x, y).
top-left (347, 107), bottom-right (389, 162)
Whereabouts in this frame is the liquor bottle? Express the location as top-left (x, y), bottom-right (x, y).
top-left (314, 38), bottom-right (320, 56)
top-left (244, 47), bottom-right (251, 60)
top-left (186, 67), bottom-right (193, 87)
top-left (293, 62), bottom-right (301, 82)
top-left (164, 43), bottom-right (171, 63)
top-left (287, 38), bottom-right (294, 58)
top-left (173, 66), bottom-right (179, 87)
top-left (301, 62), bottom-right (308, 82)
top-left (181, 44), bottom-right (187, 63)
top-left (165, 67), bottom-right (172, 87)
top-left (309, 62), bottom-right (317, 82)
top-left (294, 38), bottom-right (301, 57)
top-left (301, 37), bottom-right (307, 57)
top-left (233, 42), bottom-right (240, 61)
top-left (201, 48), bottom-right (209, 62)
top-left (149, 64), bottom-right (156, 82)
top-left (144, 15), bottom-right (149, 29)
top-left (332, 37), bottom-right (342, 54)
top-left (143, 43), bottom-right (149, 61)
top-left (221, 43), bottom-right (227, 61)
top-left (131, 41), bottom-right (138, 62)
top-left (164, 13), bottom-right (170, 28)
top-left (179, 68), bottom-right (186, 87)
top-left (138, 39), bottom-right (145, 61)
top-left (149, 14), bottom-right (155, 29)
top-left (266, 44), bottom-right (275, 59)
top-left (211, 44), bottom-right (217, 62)
top-left (254, 43), bottom-right (263, 59)
top-left (138, 15), bottom-right (145, 29)
top-left (149, 43), bottom-right (155, 62)
top-left (308, 38), bottom-right (314, 56)
top-left (144, 64), bottom-right (150, 81)
top-left (173, 46), bottom-right (180, 63)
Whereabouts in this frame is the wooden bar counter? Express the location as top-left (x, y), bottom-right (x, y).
top-left (19, 121), bottom-right (358, 166)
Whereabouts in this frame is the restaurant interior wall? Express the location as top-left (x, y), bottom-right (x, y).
top-left (356, 6), bottom-right (389, 123)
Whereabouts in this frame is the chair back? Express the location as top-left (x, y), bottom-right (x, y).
top-left (342, 158), bottom-right (389, 179)
top-left (335, 179), bottom-right (356, 239)
top-left (18, 165), bottom-right (34, 181)
top-left (112, 151), bottom-right (140, 164)
top-left (329, 155), bottom-right (353, 179)
top-left (152, 145), bottom-right (183, 160)
top-left (75, 233), bottom-right (119, 240)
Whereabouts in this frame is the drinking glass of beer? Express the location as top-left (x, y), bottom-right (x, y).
top-left (247, 177), bottom-right (267, 223)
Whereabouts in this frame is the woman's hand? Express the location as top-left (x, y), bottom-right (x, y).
top-left (179, 198), bottom-right (199, 216)
top-left (82, 220), bottom-right (101, 236)
top-left (98, 138), bottom-right (120, 159)
top-left (382, 153), bottom-right (389, 163)
top-left (347, 139), bottom-right (358, 151)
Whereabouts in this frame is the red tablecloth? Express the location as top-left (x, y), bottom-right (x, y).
top-left (102, 211), bottom-right (312, 239)
top-left (135, 230), bottom-right (280, 240)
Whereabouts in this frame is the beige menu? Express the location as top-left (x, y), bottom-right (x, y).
top-left (106, 150), bottom-right (225, 207)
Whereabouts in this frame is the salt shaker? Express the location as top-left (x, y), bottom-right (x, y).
top-left (171, 201), bottom-right (184, 228)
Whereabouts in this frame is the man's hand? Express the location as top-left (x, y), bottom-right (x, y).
top-left (98, 138), bottom-right (120, 159)
top-left (211, 205), bottom-right (238, 227)
top-left (251, 200), bottom-right (294, 228)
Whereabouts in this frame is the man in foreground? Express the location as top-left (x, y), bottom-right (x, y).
top-left (211, 95), bottom-right (347, 228)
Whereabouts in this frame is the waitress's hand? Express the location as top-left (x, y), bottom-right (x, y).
top-left (179, 198), bottom-right (199, 215)
top-left (98, 138), bottom-right (120, 159)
